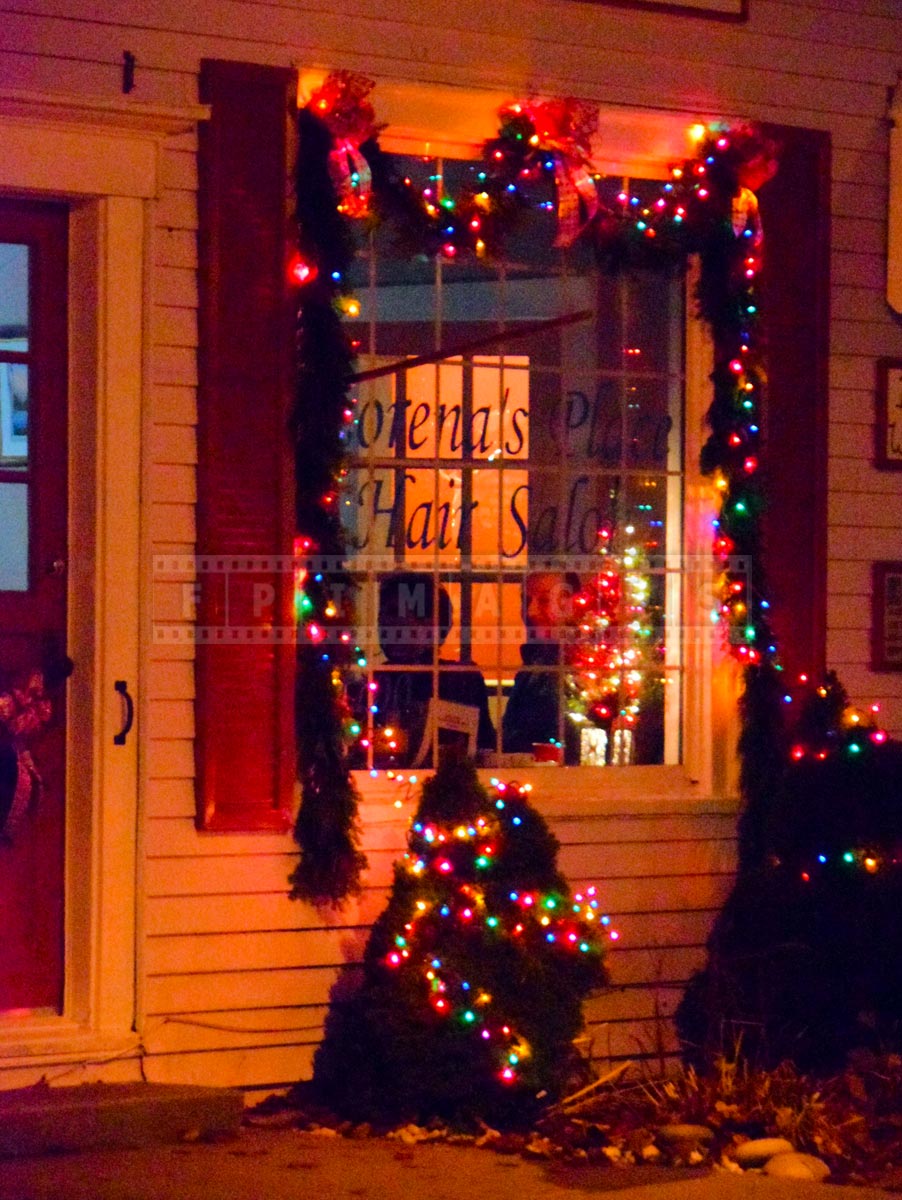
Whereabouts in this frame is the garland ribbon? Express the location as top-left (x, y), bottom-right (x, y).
top-left (307, 70), bottom-right (380, 218)
top-left (500, 98), bottom-right (600, 246)
top-left (0, 669), bottom-right (54, 841)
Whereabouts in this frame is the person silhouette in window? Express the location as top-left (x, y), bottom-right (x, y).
top-left (501, 570), bottom-right (585, 763)
top-left (371, 572), bottom-right (495, 766)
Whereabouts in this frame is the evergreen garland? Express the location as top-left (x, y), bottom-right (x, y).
top-left (677, 675), bottom-right (902, 1071)
top-left (288, 106), bottom-right (366, 905)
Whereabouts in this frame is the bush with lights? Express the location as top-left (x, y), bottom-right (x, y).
top-left (678, 672), bottom-right (902, 1072)
top-left (311, 755), bottom-right (612, 1126)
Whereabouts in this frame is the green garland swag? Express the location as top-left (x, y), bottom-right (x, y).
top-left (289, 77), bottom-right (781, 905)
top-left (288, 106), bottom-right (367, 906)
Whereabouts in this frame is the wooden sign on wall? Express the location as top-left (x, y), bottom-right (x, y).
top-left (875, 358), bottom-right (902, 470)
top-left (872, 561), bottom-right (902, 672)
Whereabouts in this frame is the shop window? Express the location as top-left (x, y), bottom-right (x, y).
top-left (194, 59), bottom-right (828, 814)
top-left (341, 156), bottom-right (689, 771)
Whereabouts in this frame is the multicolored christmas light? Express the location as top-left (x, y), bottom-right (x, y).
top-left (566, 534), bottom-right (658, 762)
top-left (289, 73), bottom-right (784, 900)
top-left (379, 779), bottom-right (614, 1087)
top-left (767, 670), bottom-right (898, 883)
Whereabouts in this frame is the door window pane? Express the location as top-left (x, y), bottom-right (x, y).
top-left (0, 481), bottom-right (28, 589)
top-left (1, 362), bottom-right (28, 463)
top-left (0, 242), bottom-right (29, 346)
top-left (0, 243), bottom-right (30, 590)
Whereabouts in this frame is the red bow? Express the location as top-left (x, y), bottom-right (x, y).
top-left (307, 71), bottom-right (381, 218)
top-left (507, 98), bottom-right (600, 246)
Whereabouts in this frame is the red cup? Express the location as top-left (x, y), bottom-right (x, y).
top-left (532, 742), bottom-right (564, 764)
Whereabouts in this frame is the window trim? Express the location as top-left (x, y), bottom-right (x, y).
top-left (345, 238), bottom-right (740, 797)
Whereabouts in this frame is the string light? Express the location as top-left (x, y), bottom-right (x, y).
top-left (382, 780), bottom-right (616, 1086)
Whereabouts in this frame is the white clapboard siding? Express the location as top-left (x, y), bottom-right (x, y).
top-left (137, 788), bottom-right (735, 1086)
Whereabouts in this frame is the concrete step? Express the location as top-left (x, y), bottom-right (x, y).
top-left (0, 1081), bottom-right (244, 1157)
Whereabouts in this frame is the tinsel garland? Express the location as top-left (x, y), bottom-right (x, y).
top-left (288, 74), bottom-right (783, 904)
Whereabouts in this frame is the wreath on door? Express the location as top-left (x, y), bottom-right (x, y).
top-left (0, 669), bottom-right (58, 843)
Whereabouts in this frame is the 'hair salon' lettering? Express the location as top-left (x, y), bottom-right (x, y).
top-left (344, 386), bottom-right (672, 557)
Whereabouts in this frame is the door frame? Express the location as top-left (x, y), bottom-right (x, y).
top-left (0, 91), bottom-right (206, 1080)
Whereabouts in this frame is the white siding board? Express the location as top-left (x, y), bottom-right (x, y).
top-left (154, 188), bottom-right (198, 232)
top-left (145, 927), bottom-right (362, 976)
top-left (148, 501), bottom-right (196, 543)
top-left (832, 319), bottom-right (902, 358)
top-left (146, 737), bottom-right (196, 781)
top-left (150, 385), bottom-right (197, 425)
top-left (143, 1008), bottom-right (330, 1054)
top-left (144, 965), bottom-right (341, 1015)
top-left (149, 423), bottom-right (197, 465)
top-left (832, 148), bottom-right (885, 185)
top-left (144, 852), bottom-right (297, 896)
top-left (825, 667), bottom-right (902, 702)
top-left (0, 49), bottom-right (186, 103)
top-left (827, 559), bottom-right (874, 594)
top-left (829, 421), bottom-right (873, 460)
top-left (146, 822), bottom-right (293, 859)
top-left (833, 182), bottom-right (886, 223)
top-left (152, 305), bottom-right (198, 350)
top-left (585, 1017), bottom-right (681, 1063)
top-left (830, 524), bottom-right (898, 560)
top-left (149, 638), bottom-right (195, 663)
top-left (146, 778), bottom-right (196, 820)
top-left (832, 285), bottom-right (894, 325)
top-left (830, 387), bottom-right (874, 423)
top-left (154, 265), bottom-right (198, 310)
top-left (827, 626), bottom-right (870, 664)
top-left (144, 908), bottom-right (717, 978)
top-left (155, 228), bottom-right (198, 270)
top-left (829, 492), bottom-right (902, 528)
top-left (831, 359), bottom-right (889, 396)
top-left (831, 461), bottom-right (902, 495)
top-left (148, 700), bottom-right (195, 741)
top-left (831, 593), bottom-right (875, 631)
top-left (601, 945), bottom-right (707, 987)
top-left (549, 812), bottom-right (737, 843)
top-left (146, 892), bottom-right (325, 936)
top-left (143, 1043), bottom-right (316, 1088)
top-left (151, 579), bottom-right (195, 624)
top-left (832, 251), bottom-right (885, 291)
top-left (160, 148), bottom-right (197, 192)
top-left (147, 659), bottom-right (195, 701)
top-left (586, 986), bottom-right (682, 1025)
top-left (149, 463), bottom-right (197, 504)
top-left (831, 216), bottom-right (885, 258)
top-left (152, 346), bottom-right (198, 387)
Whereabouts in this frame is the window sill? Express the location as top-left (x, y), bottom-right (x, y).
top-left (0, 1012), bottom-right (141, 1071)
top-left (352, 764), bottom-right (739, 818)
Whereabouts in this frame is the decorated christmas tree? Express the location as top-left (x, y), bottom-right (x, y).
top-left (677, 672), bottom-right (902, 1072)
top-left (311, 755), bottom-right (611, 1126)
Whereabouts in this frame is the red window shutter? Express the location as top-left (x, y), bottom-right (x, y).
top-left (758, 125), bottom-right (830, 679)
top-left (195, 60), bottom-right (296, 831)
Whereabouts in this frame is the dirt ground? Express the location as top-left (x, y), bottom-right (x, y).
top-left (0, 1126), bottom-right (895, 1200)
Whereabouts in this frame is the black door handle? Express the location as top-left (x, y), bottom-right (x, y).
top-left (113, 680), bottom-right (134, 746)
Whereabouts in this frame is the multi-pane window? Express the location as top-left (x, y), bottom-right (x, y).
top-left (341, 156), bottom-right (685, 770)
